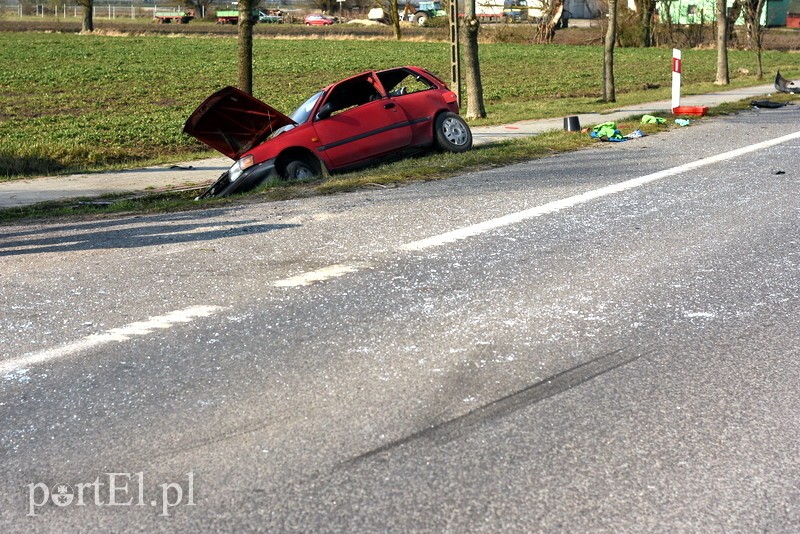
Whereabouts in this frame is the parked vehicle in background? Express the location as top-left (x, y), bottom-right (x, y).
top-left (406, 1), bottom-right (445, 25)
top-left (184, 66), bottom-right (473, 198)
top-left (215, 8), bottom-right (259, 24)
top-left (304, 13), bottom-right (336, 25)
top-left (475, 0), bottom-right (530, 22)
top-left (259, 9), bottom-right (284, 23)
top-left (153, 9), bottom-right (195, 23)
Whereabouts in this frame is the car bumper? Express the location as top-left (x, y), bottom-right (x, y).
top-left (196, 158), bottom-right (278, 199)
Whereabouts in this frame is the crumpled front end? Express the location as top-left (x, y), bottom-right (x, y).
top-left (196, 157), bottom-right (278, 199)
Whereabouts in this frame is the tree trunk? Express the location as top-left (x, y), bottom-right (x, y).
top-left (463, 0), bottom-right (486, 119)
top-left (639, 0), bottom-right (655, 47)
top-left (715, 0), bottom-right (729, 85)
top-left (391, 0), bottom-right (402, 40)
top-left (743, 0), bottom-right (767, 79)
top-left (80, 0), bottom-right (93, 32)
top-left (603, 0), bottom-right (617, 102)
top-left (238, 0), bottom-right (254, 95)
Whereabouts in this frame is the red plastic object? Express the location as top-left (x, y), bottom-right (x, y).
top-left (672, 106), bottom-right (708, 116)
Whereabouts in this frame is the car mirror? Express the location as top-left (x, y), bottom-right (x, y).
top-left (316, 102), bottom-right (334, 120)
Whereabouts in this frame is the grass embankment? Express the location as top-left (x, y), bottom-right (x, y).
top-left (2, 31), bottom-right (797, 179)
top-left (0, 30), bottom-right (797, 221)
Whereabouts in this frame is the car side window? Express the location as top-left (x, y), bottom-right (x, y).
top-left (378, 69), bottom-right (435, 97)
top-left (321, 76), bottom-right (382, 118)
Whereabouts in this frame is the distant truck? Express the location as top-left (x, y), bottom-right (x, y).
top-left (475, 0), bottom-right (531, 22)
top-left (153, 9), bottom-right (195, 23)
top-left (215, 8), bottom-right (261, 24)
top-left (368, 1), bottom-right (445, 26)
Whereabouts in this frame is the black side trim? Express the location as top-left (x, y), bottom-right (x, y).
top-left (317, 116), bottom-right (431, 152)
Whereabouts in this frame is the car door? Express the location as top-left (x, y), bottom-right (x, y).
top-left (312, 72), bottom-right (412, 169)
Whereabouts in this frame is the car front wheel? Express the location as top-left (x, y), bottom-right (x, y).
top-left (434, 112), bottom-right (472, 152)
top-left (284, 157), bottom-right (320, 180)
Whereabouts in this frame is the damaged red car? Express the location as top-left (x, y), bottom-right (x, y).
top-left (183, 66), bottom-right (473, 198)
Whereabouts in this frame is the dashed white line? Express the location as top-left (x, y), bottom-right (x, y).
top-left (0, 305), bottom-right (225, 375)
top-left (272, 130), bottom-right (800, 284)
top-left (274, 263), bottom-right (370, 287)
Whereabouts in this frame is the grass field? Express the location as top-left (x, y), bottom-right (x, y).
top-left (1, 30), bottom-right (798, 179)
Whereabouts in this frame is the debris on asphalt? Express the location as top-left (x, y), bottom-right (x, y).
top-left (751, 100), bottom-right (788, 109)
top-left (774, 71), bottom-right (800, 94)
top-left (590, 123), bottom-right (647, 142)
top-left (675, 119), bottom-right (691, 127)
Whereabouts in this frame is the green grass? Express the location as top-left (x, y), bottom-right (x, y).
top-left (1, 31), bottom-right (797, 179)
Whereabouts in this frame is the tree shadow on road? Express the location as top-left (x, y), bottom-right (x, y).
top-left (0, 210), bottom-right (300, 256)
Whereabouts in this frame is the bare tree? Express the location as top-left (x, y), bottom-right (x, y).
top-left (715, 0), bottom-right (729, 84)
top-left (183, 0), bottom-right (214, 19)
top-left (603, 0), bottom-right (617, 102)
top-left (77, 0), bottom-right (93, 32)
top-left (535, 0), bottom-right (565, 43)
top-left (390, 0), bottom-right (402, 40)
top-left (633, 0), bottom-right (656, 46)
top-left (463, 0), bottom-right (486, 118)
top-left (742, 0), bottom-right (767, 79)
top-left (238, 0), bottom-right (255, 94)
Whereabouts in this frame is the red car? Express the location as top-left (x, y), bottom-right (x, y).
top-left (303, 14), bottom-right (335, 25)
top-left (184, 66), bottom-right (472, 198)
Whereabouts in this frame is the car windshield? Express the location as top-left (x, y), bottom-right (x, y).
top-left (290, 90), bottom-right (324, 124)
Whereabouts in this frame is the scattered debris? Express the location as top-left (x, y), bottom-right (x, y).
top-left (590, 122), bottom-right (625, 142)
top-left (169, 165), bottom-right (195, 170)
top-left (589, 123), bottom-right (646, 142)
top-left (641, 115), bottom-right (667, 125)
top-left (675, 119), bottom-right (691, 127)
top-left (774, 71), bottom-right (800, 94)
top-left (751, 100), bottom-right (788, 109)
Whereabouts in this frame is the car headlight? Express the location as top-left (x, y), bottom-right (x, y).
top-left (229, 155), bottom-right (255, 182)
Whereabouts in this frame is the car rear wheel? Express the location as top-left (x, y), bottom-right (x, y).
top-left (284, 157), bottom-right (320, 180)
top-left (434, 112), bottom-right (472, 153)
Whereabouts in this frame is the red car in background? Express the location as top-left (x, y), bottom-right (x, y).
top-left (303, 14), bottom-right (335, 25)
top-left (184, 66), bottom-right (473, 198)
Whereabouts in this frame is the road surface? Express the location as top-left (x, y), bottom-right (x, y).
top-left (1, 105), bottom-right (799, 532)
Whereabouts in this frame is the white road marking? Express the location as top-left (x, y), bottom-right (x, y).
top-left (401, 130), bottom-right (800, 251)
top-left (274, 263), bottom-right (369, 287)
top-left (271, 131), bottom-right (800, 286)
top-left (0, 305), bottom-right (224, 375)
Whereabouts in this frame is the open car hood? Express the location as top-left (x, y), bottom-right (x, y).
top-left (183, 86), bottom-right (295, 160)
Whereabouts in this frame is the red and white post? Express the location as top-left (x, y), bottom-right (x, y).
top-left (671, 48), bottom-right (708, 116)
top-left (671, 48), bottom-right (682, 110)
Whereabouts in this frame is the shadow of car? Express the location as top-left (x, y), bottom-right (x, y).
top-left (184, 66), bottom-right (472, 199)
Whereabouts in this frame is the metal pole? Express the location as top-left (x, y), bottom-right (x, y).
top-left (449, 0), bottom-right (461, 107)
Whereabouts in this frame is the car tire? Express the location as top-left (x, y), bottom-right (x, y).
top-left (284, 158), bottom-right (320, 180)
top-left (434, 112), bottom-right (472, 153)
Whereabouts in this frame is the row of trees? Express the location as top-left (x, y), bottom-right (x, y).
top-left (74, 0), bottom-right (771, 116)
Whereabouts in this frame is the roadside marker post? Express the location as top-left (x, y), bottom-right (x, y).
top-left (671, 48), bottom-right (709, 116)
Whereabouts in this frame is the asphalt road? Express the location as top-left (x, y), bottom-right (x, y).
top-left (1, 106), bottom-right (799, 532)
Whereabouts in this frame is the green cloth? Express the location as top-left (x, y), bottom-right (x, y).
top-left (641, 114), bottom-right (667, 125)
top-left (591, 122), bottom-right (624, 141)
